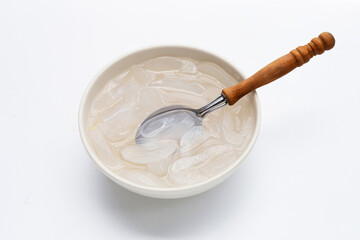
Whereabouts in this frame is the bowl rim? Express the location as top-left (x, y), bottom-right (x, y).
top-left (78, 45), bottom-right (261, 194)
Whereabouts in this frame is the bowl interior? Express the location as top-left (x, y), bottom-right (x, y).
top-left (79, 46), bottom-right (261, 198)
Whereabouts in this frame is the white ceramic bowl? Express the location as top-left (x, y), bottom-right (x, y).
top-left (79, 46), bottom-right (261, 199)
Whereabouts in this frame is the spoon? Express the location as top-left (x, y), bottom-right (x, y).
top-left (136, 32), bottom-right (335, 144)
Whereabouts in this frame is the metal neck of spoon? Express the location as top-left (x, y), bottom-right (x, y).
top-left (196, 94), bottom-right (228, 118)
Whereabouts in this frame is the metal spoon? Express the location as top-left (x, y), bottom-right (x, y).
top-left (136, 32), bottom-right (335, 144)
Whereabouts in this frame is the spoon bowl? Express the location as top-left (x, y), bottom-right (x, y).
top-left (135, 95), bottom-right (227, 143)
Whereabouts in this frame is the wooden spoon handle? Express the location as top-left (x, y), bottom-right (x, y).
top-left (222, 32), bottom-right (335, 105)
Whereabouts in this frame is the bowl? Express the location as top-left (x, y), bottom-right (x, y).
top-left (79, 46), bottom-right (261, 199)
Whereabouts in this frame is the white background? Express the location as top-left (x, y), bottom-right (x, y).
top-left (1, 0), bottom-right (360, 239)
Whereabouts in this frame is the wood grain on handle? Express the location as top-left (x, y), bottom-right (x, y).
top-left (222, 32), bottom-right (335, 105)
